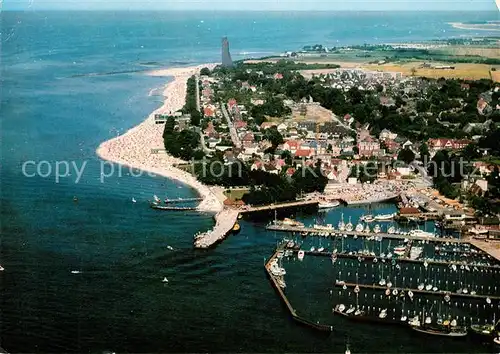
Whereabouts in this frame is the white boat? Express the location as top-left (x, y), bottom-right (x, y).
top-left (276, 278), bottom-right (286, 289)
top-left (162, 277), bottom-right (169, 283)
top-left (409, 229), bottom-right (435, 238)
top-left (401, 315), bottom-right (408, 322)
top-left (345, 306), bottom-right (356, 315)
top-left (409, 316), bottom-right (421, 327)
top-left (364, 224), bottom-right (371, 233)
top-left (386, 281), bottom-right (393, 288)
top-left (361, 214), bottom-right (375, 223)
top-left (379, 279), bottom-right (386, 286)
top-left (375, 213), bottom-right (395, 221)
top-left (450, 319), bottom-right (457, 327)
top-left (373, 224), bottom-right (381, 233)
top-left (408, 290), bottom-right (414, 299)
top-left (0, 265), bottom-right (4, 271)
top-left (345, 217), bottom-right (353, 232)
top-left (379, 309), bottom-right (388, 319)
top-left (298, 250), bottom-right (305, 261)
top-left (355, 223), bottom-right (364, 232)
top-left (418, 283), bottom-right (425, 290)
top-left (409, 246), bottom-right (423, 260)
top-left (153, 194), bottom-right (161, 203)
top-left (318, 200), bottom-right (340, 209)
top-left (425, 316), bottom-right (432, 324)
top-left (394, 245), bottom-right (406, 256)
top-left (71, 270), bottom-right (81, 274)
top-left (318, 247), bottom-right (325, 252)
top-left (167, 245), bottom-right (174, 250)
top-left (310, 246), bottom-right (316, 252)
top-left (337, 304), bottom-right (346, 312)
top-left (132, 197), bottom-right (137, 203)
top-left (388, 226), bottom-right (396, 234)
top-left (425, 284), bottom-right (433, 291)
top-left (494, 336), bottom-right (500, 347)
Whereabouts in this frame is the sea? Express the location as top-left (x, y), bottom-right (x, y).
top-left (1, 10), bottom-right (500, 353)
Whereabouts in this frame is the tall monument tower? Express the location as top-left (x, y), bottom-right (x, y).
top-left (221, 37), bottom-right (233, 68)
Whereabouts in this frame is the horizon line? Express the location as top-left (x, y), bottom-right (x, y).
top-left (2, 9), bottom-right (499, 12)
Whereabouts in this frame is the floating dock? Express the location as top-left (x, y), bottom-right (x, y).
top-left (266, 223), bottom-right (464, 244)
top-left (334, 282), bottom-right (500, 301)
top-left (296, 249), bottom-right (500, 270)
top-left (265, 245), bottom-right (333, 332)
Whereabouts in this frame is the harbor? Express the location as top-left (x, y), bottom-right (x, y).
top-left (263, 206), bottom-right (500, 341)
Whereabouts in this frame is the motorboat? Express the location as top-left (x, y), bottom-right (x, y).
top-left (337, 304), bottom-right (346, 313)
top-left (388, 226), bottom-right (396, 234)
top-left (132, 197), bottom-right (137, 203)
top-left (361, 214), bottom-right (375, 223)
top-left (409, 246), bottom-right (423, 260)
top-left (71, 270), bottom-right (81, 274)
top-left (355, 223), bottom-right (364, 232)
top-left (153, 194), bottom-right (161, 203)
top-left (418, 283), bottom-right (425, 291)
top-left (298, 250), bottom-right (305, 261)
top-left (162, 277), bottom-right (169, 283)
top-left (394, 245), bottom-right (406, 256)
top-left (373, 224), bottom-right (381, 233)
top-left (318, 247), bottom-right (325, 252)
top-left (409, 229), bottom-right (436, 238)
top-left (318, 200), bottom-right (340, 209)
top-left (345, 306), bottom-right (356, 315)
top-left (310, 246), bottom-right (316, 252)
top-left (375, 213), bottom-right (396, 221)
top-left (408, 290), bottom-right (414, 299)
top-left (379, 278), bottom-right (386, 286)
top-left (425, 284), bottom-right (433, 291)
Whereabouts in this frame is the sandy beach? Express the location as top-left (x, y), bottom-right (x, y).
top-left (96, 63), bottom-right (223, 213)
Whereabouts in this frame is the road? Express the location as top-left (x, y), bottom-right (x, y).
top-left (220, 102), bottom-right (242, 149)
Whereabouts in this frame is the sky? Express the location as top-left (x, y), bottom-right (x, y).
top-left (2, 0), bottom-right (499, 11)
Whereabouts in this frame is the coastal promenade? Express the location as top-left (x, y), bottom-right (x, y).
top-left (469, 239), bottom-right (500, 262)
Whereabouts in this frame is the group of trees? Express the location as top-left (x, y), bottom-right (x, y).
top-left (182, 75), bottom-right (202, 126)
top-left (162, 117), bottom-right (202, 161)
top-left (193, 152), bottom-right (328, 206)
top-left (250, 97), bottom-right (291, 126)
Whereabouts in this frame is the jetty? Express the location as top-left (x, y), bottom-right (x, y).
top-left (265, 245), bottom-right (333, 332)
top-left (240, 200), bottom-right (318, 214)
top-left (334, 282), bottom-right (500, 301)
top-left (150, 204), bottom-right (196, 211)
top-left (295, 249), bottom-right (500, 270)
top-left (194, 209), bottom-right (239, 248)
top-left (266, 223), bottom-right (464, 244)
top-left (164, 197), bottom-right (204, 204)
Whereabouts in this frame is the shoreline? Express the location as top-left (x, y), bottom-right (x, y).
top-left (96, 63), bottom-right (223, 213)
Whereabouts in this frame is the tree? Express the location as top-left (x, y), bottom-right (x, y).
top-left (264, 126), bottom-right (284, 148)
top-left (419, 142), bottom-right (430, 163)
top-left (200, 67), bottom-right (211, 76)
top-left (398, 148), bottom-right (415, 164)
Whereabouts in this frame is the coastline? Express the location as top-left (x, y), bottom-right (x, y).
top-left (96, 64), bottom-right (223, 213)
top-left (448, 22), bottom-right (500, 31)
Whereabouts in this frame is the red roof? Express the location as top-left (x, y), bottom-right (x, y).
top-left (399, 207), bottom-right (421, 215)
top-left (284, 140), bottom-right (300, 149)
top-left (204, 107), bottom-right (215, 117)
top-left (242, 132), bottom-right (254, 142)
top-left (295, 149), bottom-right (311, 157)
top-left (286, 167), bottom-right (296, 176)
top-left (235, 120), bottom-right (247, 129)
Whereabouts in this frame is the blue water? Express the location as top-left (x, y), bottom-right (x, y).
top-left (1, 11), bottom-right (499, 353)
